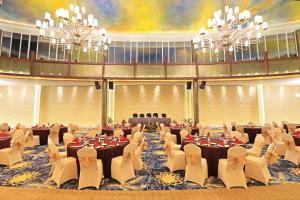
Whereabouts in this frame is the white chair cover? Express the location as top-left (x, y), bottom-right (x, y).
top-left (283, 134), bottom-right (300, 165)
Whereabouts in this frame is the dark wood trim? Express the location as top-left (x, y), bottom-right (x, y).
top-left (228, 52), bottom-right (233, 76)
top-left (164, 59), bottom-right (168, 78)
top-left (29, 51), bottom-right (35, 76)
top-left (101, 80), bottom-right (108, 126)
top-left (193, 79), bottom-right (199, 125)
top-left (264, 51), bottom-right (269, 75)
top-left (133, 60), bottom-right (136, 78)
top-left (67, 51), bottom-right (71, 77)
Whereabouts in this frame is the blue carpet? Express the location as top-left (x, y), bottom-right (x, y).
top-left (0, 132), bottom-right (299, 190)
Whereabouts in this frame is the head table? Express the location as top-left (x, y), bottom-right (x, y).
top-left (181, 135), bottom-right (245, 176)
top-left (0, 132), bottom-right (11, 150)
top-left (67, 135), bottom-right (129, 178)
top-left (128, 117), bottom-right (171, 127)
top-left (32, 126), bottom-right (68, 145)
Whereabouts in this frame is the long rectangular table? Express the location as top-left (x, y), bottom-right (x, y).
top-left (128, 117), bottom-right (171, 127)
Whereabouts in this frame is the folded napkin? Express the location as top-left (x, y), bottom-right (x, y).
top-left (233, 138), bottom-right (243, 144)
top-left (92, 140), bottom-right (99, 147)
top-left (216, 140), bottom-right (225, 146)
top-left (293, 131), bottom-right (300, 136)
top-left (119, 136), bottom-right (128, 142)
top-left (110, 141), bottom-right (117, 145)
top-left (73, 138), bottom-right (80, 144)
top-left (200, 139), bottom-right (208, 145)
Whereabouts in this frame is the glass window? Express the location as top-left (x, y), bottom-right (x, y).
top-left (138, 42), bottom-right (143, 63)
top-left (157, 42), bottom-right (162, 64)
top-left (257, 39), bottom-right (265, 60)
top-left (115, 41), bottom-right (124, 63)
top-left (144, 42), bottom-right (150, 63)
top-left (124, 42), bottom-right (130, 63)
top-left (108, 41), bottom-right (115, 63)
top-left (176, 42), bottom-right (185, 64)
top-left (49, 44), bottom-right (57, 60)
top-left (235, 45), bottom-right (242, 61)
top-left (169, 41), bottom-right (175, 63)
top-left (90, 51), bottom-right (96, 63)
top-left (266, 35), bottom-right (279, 58)
top-left (29, 35), bottom-right (38, 57)
top-left (57, 45), bottom-right (65, 61)
top-left (1, 31), bottom-right (11, 57)
top-left (11, 33), bottom-right (21, 57)
top-left (37, 38), bottom-right (49, 60)
top-left (288, 32), bottom-right (297, 57)
top-left (185, 41), bottom-right (192, 63)
top-left (20, 34), bottom-right (29, 58)
top-left (250, 42), bottom-right (258, 60)
top-left (218, 48), bottom-right (225, 62)
top-left (79, 47), bottom-right (89, 62)
top-left (72, 47), bottom-right (79, 62)
top-left (131, 42), bottom-right (137, 63)
top-left (242, 46), bottom-right (250, 61)
top-left (163, 42), bottom-right (168, 63)
top-left (149, 42), bottom-right (156, 63)
top-left (278, 33), bottom-right (288, 58)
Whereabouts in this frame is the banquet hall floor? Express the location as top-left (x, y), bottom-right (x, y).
top-left (0, 132), bottom-right (299, 190)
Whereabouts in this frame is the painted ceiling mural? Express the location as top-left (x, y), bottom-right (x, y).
top-left (0, 0), bottom-right (299, 32)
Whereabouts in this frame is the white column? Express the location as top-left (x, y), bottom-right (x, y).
top-left (185, 87), bottom-right (194, 121)
top-left (257, 84), bottom-right (266, 125)
top-left (107, 87), bottom-right (115, 121)
top-left (33, 84), bottom-right (41, 125)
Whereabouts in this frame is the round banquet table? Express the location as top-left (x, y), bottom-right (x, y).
top-left (181, 137), bottom-right (244, 176)
top-left (0, 133), bottom-right (11, 150)
top-left (32, 126), bottom-right (68, 145)
top-left (292, 134), bottom-right (300, 146)
top-left (170, 127), bottom-right (200, 144)
top-left (67, 137), bottom-right (129, 178)
top-left (102, 127), bottom-right (132, 137)
top-left (243, 127), bottom-right (262, 143)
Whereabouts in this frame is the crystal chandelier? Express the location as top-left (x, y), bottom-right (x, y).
top-left (35, 0), bottom-right (111, 54)
top-left (192, 3), bottom-right (268, 54)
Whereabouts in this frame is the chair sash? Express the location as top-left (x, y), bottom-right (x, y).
top-left (264, 151), bottom-right (278, 165)
top-left (79, 156), bottom-right (97, 168)
top-left (285, 140), bottom-right (296, 150)
top-left (140, 141), bottom-right (148, 151)
top-left (164, 144), bottom-right (173, 158)
top-left (256, 141), bottom-right (265, 148)
top-left (227, 155), bottom-right (245, 169)
top-left (122, 152), bottom-right (133, 165)
top-left (10, 141), bottom-right (23, 154)
top-left (47, 148), bottom-right (61, 163)
top-left (185, 153), bottom-right (201, 166)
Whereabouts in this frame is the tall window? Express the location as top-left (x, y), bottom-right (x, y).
top-left (20, 34), bottom-right (29, 58)
top-left (11, 33), bottom-right (21, 57)
top-left (1, 31), bottom-right (12, 57)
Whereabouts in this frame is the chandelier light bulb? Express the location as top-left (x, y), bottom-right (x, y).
top-left (229, 46), bottom-right (233, 52)
top-left (81, 6), bottom-right (86, 14)
top-left (45, 12), bottom-right (51, 21)
top-left (36, 20), bottom-right (42, 28)
top-left (234, 7), bottom-right (239, 14)
top-left (67, 44), bottom-right (71, 50)
top-left (262, 22), bottom-right (268, 30)
top-left (69, 4), bottom-right (74, 11)
top-left (74, 6), bottom-right (80, 14)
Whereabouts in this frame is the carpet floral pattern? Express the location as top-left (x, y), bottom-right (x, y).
top-left (0, 132), bottom-right (299, 190)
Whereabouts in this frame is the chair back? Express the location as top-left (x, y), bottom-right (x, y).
top-left (264, 143), bottom-right (278, 164)
top-left (0, 123), bottom-right (9, 132)
top-left (180, 129), bottom-right (189, 141)
top-left (164, 142), bottom-right (174, 158)
top-left (272, 121), bottom-right (279, 128)
top-left (114, 129), bottom-right (124, 137)
top-left (133, 113), bottom-right (138, 118)
top-left (283, 134), bottom-right (296, 151)
top-left (11, 131), bottom-right (25, 153)
top-left (227, 146), bottom-right (247, 169)
top-left (184, 143), bottom-right (202, 167)
top-left (139, 113), bottom-right (145, 118)
top-left (63, 133), bottom-right (74, 146)
top-left (122, 143), bottom-right (135, 165)
top-left (16, 123), bottom-right (25, 130)
top-left (253, 134), bottom-right (265, 148)
top-left (77, 147), bottom-right (98, 170)
top-left (146, 113), bottom-right (152, 118)
top-left (165, 132), bottom-right (174, 142)
top-left (153, 113), bottom-right (158, 118)
top-left (161, 113), bottom-right (167, 118)
top-left (229, 131), bottom-right (242, 139)
top-left (48, 139), bottom-right (62, 167)
top-left (37, 123), bottom-right (44, 128)
top-left (50, 126), bottom-right (59, 138)
top-left (273, 128), bottom-right (283, 141)
top-left (132, 131), bottom-right (141, 144)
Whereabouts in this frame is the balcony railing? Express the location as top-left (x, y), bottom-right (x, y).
top-left (0, 52), bottom-right (300, 80)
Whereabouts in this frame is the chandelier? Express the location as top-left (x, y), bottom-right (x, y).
top-left (35, 0), bottom-right (111, 54)
top-left (192, 4), bottom-right (268, 54)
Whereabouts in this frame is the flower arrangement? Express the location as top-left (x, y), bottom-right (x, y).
top-left (183, 118), bottom-right (193, 127)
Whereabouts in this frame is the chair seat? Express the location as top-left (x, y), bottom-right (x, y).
top-left (59, 152), bottom-right (67, 158)
top-left (173, 150), bottom-right (185, 156)
top-left (61, 157), bottom-right (76, 165)
top-left (111, 156), bottom-right (123, 164)
top-left (246, 156), bottom-right (265, 165)
top-left (0, 148), bottom-right (11, 153)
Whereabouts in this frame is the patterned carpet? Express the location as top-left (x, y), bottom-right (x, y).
top-left (0, 132), bottom-right (299, 190)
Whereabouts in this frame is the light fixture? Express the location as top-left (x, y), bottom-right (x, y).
top-left (193, 1), bottom-right (268, 54)
top-left (35, 0), bottom-right (111, 54)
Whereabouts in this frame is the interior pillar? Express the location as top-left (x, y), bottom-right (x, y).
top-left (107, 82), bottom-right (115, 122)
top-left (33, 84), bottom-right (41, 125)
top-left (193, 80), bottom-right (199, 125)
top-left (185, 82), bottom-right (194, 121)
top-left (101, 80), bottom-right (108, 125)
top-left (257, 84), bottom-right (266, 125)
